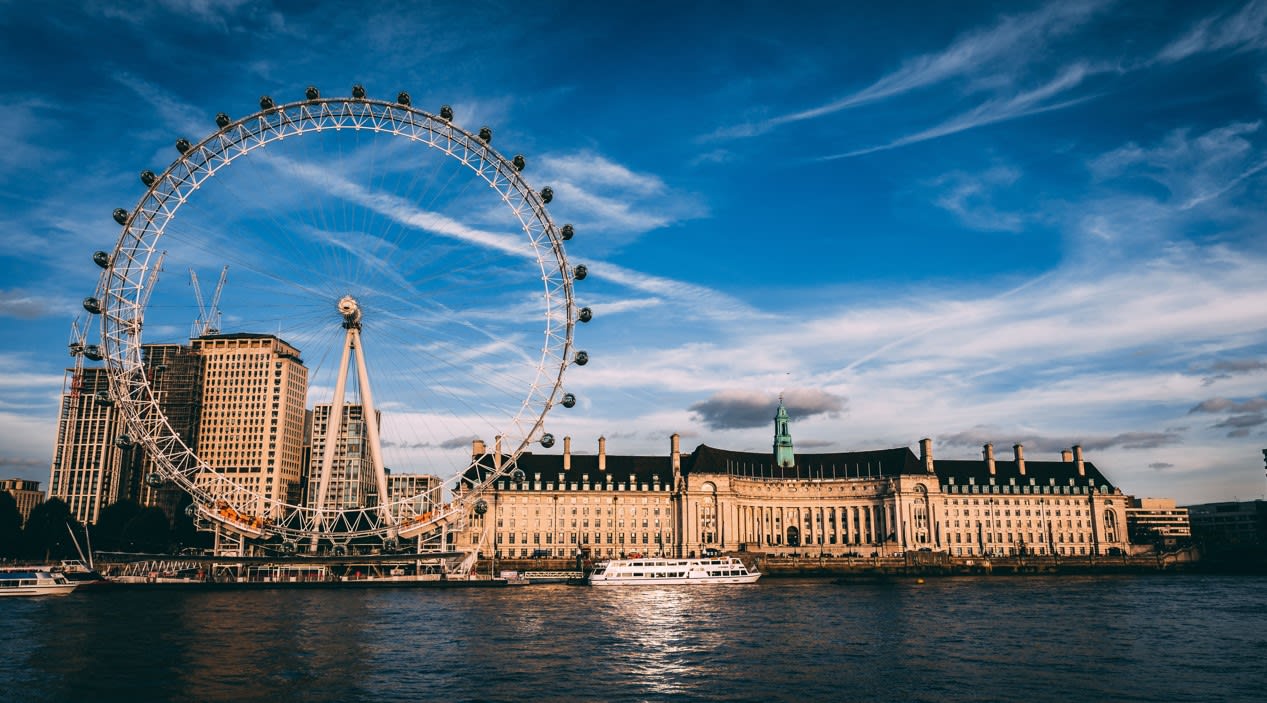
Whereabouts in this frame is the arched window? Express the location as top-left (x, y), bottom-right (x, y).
top-left (1103, 509), bottom-right (1118, 542)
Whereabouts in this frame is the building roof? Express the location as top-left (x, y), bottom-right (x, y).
top-left (932, 458), bottom-right (1116, 490)
top-left (684, 444), bottom-right (922, 479)
top-left (459, 442), bottom-right (1119, 490)
top-left (464, 451), bottom-right (674, 485)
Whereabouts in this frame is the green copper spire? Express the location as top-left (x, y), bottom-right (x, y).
top-left (773, 395), bottom-right (795, 468)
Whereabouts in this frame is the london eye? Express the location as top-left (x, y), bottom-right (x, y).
top-left (80, 86), bottom-right (589, 553)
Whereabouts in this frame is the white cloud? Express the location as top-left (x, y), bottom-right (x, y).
top-left (714, 0), bottom-right (1106, 139)
top-left (1158, 0), bottom-right (1267, 63)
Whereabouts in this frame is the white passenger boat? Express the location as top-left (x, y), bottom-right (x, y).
top-left (0, 569), bottom-right (81, 597)
top-left (588, 557), bottom-right (761, 586)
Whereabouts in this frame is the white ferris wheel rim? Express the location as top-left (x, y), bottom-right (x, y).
top-left (92, 92), bottom-right (577, 544)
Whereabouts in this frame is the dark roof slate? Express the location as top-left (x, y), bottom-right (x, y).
top-left (684, 444), bottom-right (923, 479)
top-left (463, 451), bottom-right (673, 485)
top-left (933, 459), bottom-right (1116, 490)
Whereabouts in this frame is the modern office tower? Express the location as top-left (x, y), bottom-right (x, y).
top-left (48, 367), bottom-right (130, 525)
top-left (307, 403), bottom-right (381, 511)
top-left (191, 333), bottom-right (307, 520)
top-left (1, 478), bottom-right (44, 526)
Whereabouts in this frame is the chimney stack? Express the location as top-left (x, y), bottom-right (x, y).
top-left (598, 436), bottom-right (607, 471)
top-left (494, 435), bottom-right (502, 471)
top-left (983, 443), bottom-right (995, 475)
top-left (920, 438), bottom-right (934, 473)
top-left (1073, 444), bottom-right (1085, 477)
top-left (1013, 444), bottom-right (1025, 476)
top-left (671, 433), bottom-right (681, 472)
top-left (1062, 449), bottom-right (1073, 462)
top-left (563, 436), bottom-right (572, 471)
top-left (472, 438), bottom-right (486, 456)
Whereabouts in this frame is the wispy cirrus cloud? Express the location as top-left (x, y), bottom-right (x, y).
top-left (715, 0), bottom-right (1106, 139)
top-left (536, 151), bottom-right (707, 241)
top-left (1158, 0), bottom-right (1267, 63)
top-left (1091, 121), bottom-right (1266, 210)
top-left (931, 165), bottom-right (1026, 232)
top-left (824, 62), bottom-right (1105, 159)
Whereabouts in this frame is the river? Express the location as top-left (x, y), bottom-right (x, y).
top-left (2, 574), bottom-right (1264, 702)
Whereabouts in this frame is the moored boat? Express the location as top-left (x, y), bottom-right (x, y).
top-left (588, 556), bottom-right (761, 586)
top-left (0, 569), bottom-right (81, 597)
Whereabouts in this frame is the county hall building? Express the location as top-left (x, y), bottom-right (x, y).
top-left (460, 401), bottom-right (1132, 560)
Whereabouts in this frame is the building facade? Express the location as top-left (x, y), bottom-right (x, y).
top-left (387, 472), bottom-right (442, 523)
top-left (306, 403), bottom-right (380, 511)
top-left (1, 478), bottom-right (44, 526)
top-left (460, 401), bottom-right (1134, 560)
top-left (48, 367), bottom-right (129, 525)
top-left (191, 333), bottom-right (308, 520)
top-left (458, 436), bottom-right (676, 560)
top-left (1126, 497), bottom-right (1192, 546)
top-left (1186, 500), bottom-right (1267, 547)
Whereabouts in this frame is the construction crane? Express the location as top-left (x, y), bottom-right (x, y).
top-left (190, 265), bottom-right (228, 338)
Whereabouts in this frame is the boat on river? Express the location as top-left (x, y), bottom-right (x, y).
top-left (0, 569), bottom-right (80, 597)
top-left (588, 556), bottom-right (761, 586)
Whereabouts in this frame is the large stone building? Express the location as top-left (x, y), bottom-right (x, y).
top-left (460, 400), bottom-right (1133, 560)
top-left (191, 333), bottom-right (308, 520)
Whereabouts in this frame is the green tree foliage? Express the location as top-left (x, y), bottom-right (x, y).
top-left (122, 507), bottom-right (171, 553)
top-left (20, 498), bottom-right (82, 561)
top-left (0, 491), bottom-right (23, 560)
top-left (92, 498), bottom-right (142, 552)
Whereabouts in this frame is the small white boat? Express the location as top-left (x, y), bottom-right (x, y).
top-left (588, 556), bottom-right (761, 586)
top-left (0, 569), bottom-right (81, 597)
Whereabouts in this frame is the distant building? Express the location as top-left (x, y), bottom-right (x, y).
top-left (127, 344), bottom-right (204, 518)
top-left (49, 344), bottom-right (205, 525)
top-left (387, 472), bottom-right (442, 523)
top-left (458, 399), bottom-right (1134, 560)
top-left (1126, 498), bottom-right (1192, 546)
top-left (191, 333), bottom-right (308, 521)
top-left (48, 366), bottom-right (130, 525)
top-left (1186, 500), bottom-right (1267, 548)
top-left (1, 478), bottom-right (44, 526)
top-left (307, 403), bottom-right (381, 511)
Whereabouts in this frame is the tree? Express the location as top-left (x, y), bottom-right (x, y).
top-left (0, 491), bottom-right (23, 561)
top-left (21, 498), bottom-right (82, 562)
top-left (92, 498), bottom-right (142, 552)
top-left (122, 507), bottom-right (172, 553)
top-left (170, 495), bottom-right (213, 552)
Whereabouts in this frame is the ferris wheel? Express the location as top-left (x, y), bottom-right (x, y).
top-left (82, 85), bottom-right (590, 551)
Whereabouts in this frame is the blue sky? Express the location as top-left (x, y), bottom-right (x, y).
top-left (1, 0), bottom-right (1266, 505)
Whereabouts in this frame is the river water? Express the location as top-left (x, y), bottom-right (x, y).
top-left (2, 574), bottom-right (1264, 702)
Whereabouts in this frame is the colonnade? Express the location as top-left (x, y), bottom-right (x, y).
top-left (733, 503), bottom-right (889, 550)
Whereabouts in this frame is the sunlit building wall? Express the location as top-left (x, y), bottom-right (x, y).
top-left (192, 333), bottom-right (307, 520)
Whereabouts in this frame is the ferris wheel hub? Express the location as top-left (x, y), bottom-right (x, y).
top-left (338, 295), bottom-right (362, 328)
